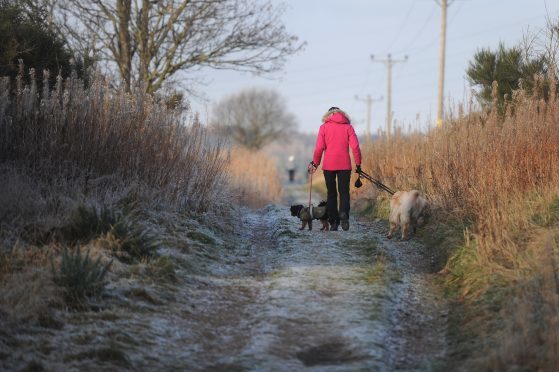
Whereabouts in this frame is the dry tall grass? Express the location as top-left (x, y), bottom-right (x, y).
top-left (0, 66), bottom-right (234, 324)
top-left (361, 76), bottom-right (559, 369)
top-left (0, 65), bottom-right (226, 213)
top-left (364, 77), bottom-right (558, 285)
top-left (227, 146), bottom-right (283, 208)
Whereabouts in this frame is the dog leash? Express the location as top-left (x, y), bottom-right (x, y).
top-left (357, 169), bottom-right (396, 195)
top-left (308, 164), bottom-right (314, 219)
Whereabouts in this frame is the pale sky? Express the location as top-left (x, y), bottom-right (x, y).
top-left (190, 0), bottom-right (559, 135)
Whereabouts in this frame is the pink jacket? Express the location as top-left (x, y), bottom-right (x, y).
top-left (313, 110), bottom-right (362, 171)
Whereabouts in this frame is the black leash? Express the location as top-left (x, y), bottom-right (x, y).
top-left (308, 166), bottom-right (314, 218)
top-left (357, 170), bottom-right (396, 195)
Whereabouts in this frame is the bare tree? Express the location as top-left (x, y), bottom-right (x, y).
top-left (52, 0), bottom-right (303, 92)
top-left (213, 88), bottom-right (296, 150)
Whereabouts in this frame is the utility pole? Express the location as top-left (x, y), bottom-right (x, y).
top-left (355, 94), bottom-right (383, 142)
top-left (435, 0), bottom-right (449, 127)
top-left (371, 54), bottom-right (408, 137)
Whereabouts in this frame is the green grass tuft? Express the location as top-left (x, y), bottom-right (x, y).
top-left (187, 230), bottom-right (216, 245)
top-left (63, 204), bottom-right (160, 262)
top-left (532, 197), bottom-right (559, 227)
top-left (549, 197), bottom-right (559, 223)
top-left (117, 225), bottom-right (160, 262)
top-left (365, 252), bottom-right (387, 285)
top-left (64, 205), bottom-right (118, 242)
top-left (367, 197), bottom-right (390, 220)
top-left (147, 256), bottom-right (177, 283)
top-left (52, 248), bottom-right (112, 307)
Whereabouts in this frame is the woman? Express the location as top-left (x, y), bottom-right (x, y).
top-left (308, 107), bottom-right (362, 231)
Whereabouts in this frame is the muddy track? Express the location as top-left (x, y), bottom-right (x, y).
top-left (1, 197), bottom-right (447, 371)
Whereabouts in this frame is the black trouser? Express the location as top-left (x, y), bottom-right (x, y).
top-left (323, 170), bottom-right (351, 225)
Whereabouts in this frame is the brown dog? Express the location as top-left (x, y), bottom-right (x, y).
top-left (387, 190), bottom-right (430, 240)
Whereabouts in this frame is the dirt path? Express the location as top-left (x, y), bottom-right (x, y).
top-left (2, 185), bottom-right (447, 371)
top-left (181, 198), bottom-right (448, 370)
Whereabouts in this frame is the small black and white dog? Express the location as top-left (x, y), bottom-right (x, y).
top-left (290, 201), bottom-right (329, 231)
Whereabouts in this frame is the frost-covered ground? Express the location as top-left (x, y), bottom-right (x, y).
top-left (1, 183), bottom-right (447, 371)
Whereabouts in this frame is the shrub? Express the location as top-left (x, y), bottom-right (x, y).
top-left (52, 248), bottom-right (111, 306)
top-left (0, 1), bottom-right (77, 83)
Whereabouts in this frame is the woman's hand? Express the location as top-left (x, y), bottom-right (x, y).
top-left (307, 161), bottom-right (317, 174)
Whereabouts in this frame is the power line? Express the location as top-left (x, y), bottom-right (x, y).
top-left (392, 5), bottom-right (557, 57)
top-left (395, 4), bottom-right (438, 55)
top-left (383, 0), bottom-right (418, 54)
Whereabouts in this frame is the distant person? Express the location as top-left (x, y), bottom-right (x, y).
top-left (308, 107), bottom-right (361, 231)
top-left (287, 155), bottom-right (296, 182)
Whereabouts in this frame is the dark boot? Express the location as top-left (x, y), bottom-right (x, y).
top-left (340, 212), bottom-right (349, 231)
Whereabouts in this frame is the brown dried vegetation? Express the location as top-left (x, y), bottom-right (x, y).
top-left (361, 74), bottom-right (559, 369)
top-left (227, 146), bottom-right (283, 208)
